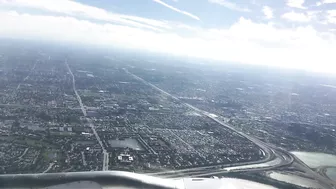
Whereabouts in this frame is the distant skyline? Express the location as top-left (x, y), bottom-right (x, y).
top-left (0, 0), bottom-right (336, 73)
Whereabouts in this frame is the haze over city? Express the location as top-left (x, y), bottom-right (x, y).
top-left (1, 0), bottom-right (336, 72)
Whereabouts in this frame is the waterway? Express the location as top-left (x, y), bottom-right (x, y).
top-left (326, 167), bottom-right (336, 181)
top-left (182, 178), bottom-right (277, 189)
top-left (269, 172), bottom-right (324, 188)
top-left (291, 151), bottom-right (336, 168)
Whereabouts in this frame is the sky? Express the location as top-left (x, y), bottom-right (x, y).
top-left (0, 0), bottom-right (336, 73)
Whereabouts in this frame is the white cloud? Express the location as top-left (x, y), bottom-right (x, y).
top-left (317, 0), bottom-right (336, 5)
top-left (0, 0), bottom-right (172, 31)
top-left (208, 0), bottom-right (250, 12)
top-left (328, 10), bottom-right (336, 16)
top-left (262, 6), bottom-right (273, 19)
top-left (0, 0), bottom-right (336, 73)
top-left (282, 11), bottom-right (311, 22)
top-left (152, 0), bottom-right (200, 21)
top-left (286, 0), bottom-right (306, 9)
top-left (324, 0), bottom-right (336, 3)
top-left (1, 9), bottom-right (335, 73)
top-left (326, 10), bottom-right (336, 24)
top-left (321, 0), bottom-right (336, 4)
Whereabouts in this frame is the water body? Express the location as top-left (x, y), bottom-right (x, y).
top-left (182, 178), bottom-right (276, 189)
top-left (291, 151), bottom-right (336, 168)
top-left (108, 138), bottom-right (144, 150)
top-left (326, 168), bottom-right (336, 181)
top-left (269, 172), bottom-right (323, 189)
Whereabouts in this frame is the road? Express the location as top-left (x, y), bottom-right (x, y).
top-left (185, 147), bottom-right (294, 178)
top-left (123, 68), bottom-right (270, 159)
top-left (14, 148), bottom-right (29, 163)
top-left (18, 148), bottom-right (29, 159)
top-left (16, 60), bottom-right (38, 90)
top-left (124, 68), bottom-right (294, 178)
top-left (81, 151), bottom-right (87, 166)
top-left (0, 103), bottom-right (82, 110)
top-left (150, 147), bottom-right (293, 178)
top-left (42, 163), bottom-right (55, 173)
top-left (292, 154), bottom-right (336, 188)
top-left (316, 166), bottom-right (336, 186)
top-left (65, 60), bottom-right (109, 171)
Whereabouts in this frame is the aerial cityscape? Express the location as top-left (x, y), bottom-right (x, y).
top-left (1, 0), bottom-right (336, 187)
top-left (0, 40), bottom-right (335, 188)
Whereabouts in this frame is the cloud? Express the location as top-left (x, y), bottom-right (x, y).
top-left (0, 0), bottom-right (171, 32)
top-left (1, 9), bottom-right (336, 73)
top-left (282, 11), bottom-right (311, 22)
top-left (0, 0), bottom-right (336, 73)
top-left (326, 10), bottom-right (336, 24)
top-left (152, 0), bottom-right (200, 21)
top-left (208, 0), bottom-right (250, 12)
top-left (317, 0), bottom-right (336, 5)
top-left (327, 10), bottom-right (336, 17)
top-left (286, 0), bottom-right (306, 9)
top-left (262, 6), bottom-right (273, 19)
top-left (198, 18), bottom-right (335, 73)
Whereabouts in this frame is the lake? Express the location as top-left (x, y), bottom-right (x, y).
top-left (108, 138), bottom-right (144, 150)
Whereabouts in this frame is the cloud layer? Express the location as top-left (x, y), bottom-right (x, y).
top-left (0, 0), bottom-right (336, 73)
top-left (262, 6), bottom-right (273, 19)
top-left (286, 0), bottom-right (306, 9)
top-left (282, 11), bottom-right (311, 22)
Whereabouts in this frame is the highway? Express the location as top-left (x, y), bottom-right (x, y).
top-left (124, 68), bottom-right (294, 178)
top-left (65, 60), bottom-right (109, 171)
top-left (16, 60), bottom-right (38, 90)
top-left (292, 154), bottom-right (336, 188)
top-left (149, 146), bottom-right (294, 178)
